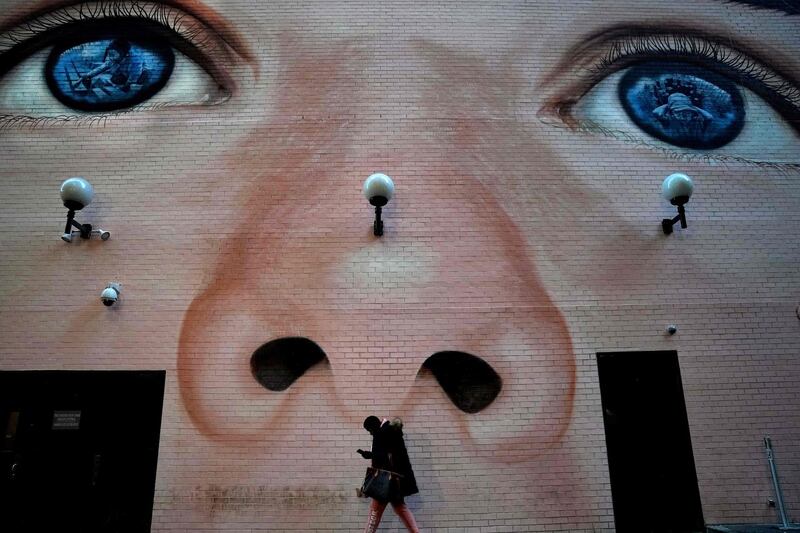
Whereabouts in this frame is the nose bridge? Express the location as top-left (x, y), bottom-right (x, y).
top-left (357, 38), bottom-right (430, 113)
top-left (314, 35), bottom-right (476, 125)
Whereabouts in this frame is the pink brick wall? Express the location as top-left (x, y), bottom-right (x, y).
top-left (1, 1), bottom-right (798, 531)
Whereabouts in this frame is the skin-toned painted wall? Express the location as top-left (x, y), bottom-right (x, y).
top-left (0, 1), bottom-right (798, 531)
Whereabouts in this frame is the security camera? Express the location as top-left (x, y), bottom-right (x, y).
top-left (667, 324), bottom-right (677, 335)
top-left (101, 283), bottom-right (121, 307)
top-left (92, 229), bottom-right (111, 241)
top-left (61, 228), bottom-right (111, 242)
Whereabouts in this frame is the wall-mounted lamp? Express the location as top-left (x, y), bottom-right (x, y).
top-left (363, 173), bottom-right (395, 236)
top-left (60, 177), bottom-right (110, 242)
top-left (661, 173), bottom-right (694, 235)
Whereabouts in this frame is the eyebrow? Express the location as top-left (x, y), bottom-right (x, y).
top-left (721, 0), bottom-right (800, 15)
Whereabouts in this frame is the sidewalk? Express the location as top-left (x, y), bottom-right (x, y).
top-left (707, 525), bottom-right (800, 532)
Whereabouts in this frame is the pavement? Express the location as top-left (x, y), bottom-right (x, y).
top-left (707, 525), bottom-right (800, 532)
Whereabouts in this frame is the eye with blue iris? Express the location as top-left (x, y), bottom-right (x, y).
top-left (564, 34), bottom-right (800, 165)
top-left (0, 6), bottom-right (233, 123)
top-left (618, 62), bottom-right (745, 150)
top-left (46, 31), bottom-right (175, 112)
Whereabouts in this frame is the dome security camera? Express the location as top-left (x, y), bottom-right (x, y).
top-left (667, 324), bottom-right (677, 335)
top-left (101, 283), bottom-right (121, 307)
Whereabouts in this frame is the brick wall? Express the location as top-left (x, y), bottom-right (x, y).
top-left (1, 1), bottom-right (798, 531)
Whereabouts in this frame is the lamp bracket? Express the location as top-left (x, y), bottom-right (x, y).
top-left (64, 209), bottom-right (92, 240)
top-left (662, 203), bottom-right (688, 235)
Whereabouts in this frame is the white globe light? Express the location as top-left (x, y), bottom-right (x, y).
top-left (661, 173), bottom-right (694, 202)
top-left (60, 177), bottom-right (94, 210)
top-left (363, 173), bottom-right (395, 203)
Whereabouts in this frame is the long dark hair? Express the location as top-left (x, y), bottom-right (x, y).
top-left (104, 39), bottom-right (131, 61)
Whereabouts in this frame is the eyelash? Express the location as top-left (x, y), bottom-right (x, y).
top-left (0, 102), bottom-right (176, 131)
top-left (571, 120), bottom-right (799, 173)
top-left (592, 33), bottom-right (800, 115)
top-left (556, 32), bottom-right (800, 169)
top-left (0, 2), bottom-right (211, 56)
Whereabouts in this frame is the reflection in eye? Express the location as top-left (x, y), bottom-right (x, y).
top-left (422, 351), bottom-right (502, 414)
top-left (47, 34), bottom-right (174, 112)
top-left (619, 62), bottom-right (744, 150)
top-left (0, 4), bottom-right (232, 124)
top-left (562, 33), bottom-right (800, 166)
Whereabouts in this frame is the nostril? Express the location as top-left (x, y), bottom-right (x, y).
top-left (250, 337), bottom-right (327, 392)
top-left (421, 351), bottom-right (502, 413)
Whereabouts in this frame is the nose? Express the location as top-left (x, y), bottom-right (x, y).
top-left (176, 38), bottom-right (575, 458)
top-left (177, 150), bottom-right (574, 453)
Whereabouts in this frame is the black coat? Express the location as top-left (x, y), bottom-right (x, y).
top-left (363, 422), bottom-right (419, 498)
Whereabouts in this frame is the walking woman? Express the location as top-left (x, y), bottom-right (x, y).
top-left (357, 416), bottom-right (420, 533)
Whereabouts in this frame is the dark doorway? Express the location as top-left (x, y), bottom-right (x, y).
top-left (0, 371), bottom-right (165, 533)
top-left (596, 351), bottom-right (704, 533)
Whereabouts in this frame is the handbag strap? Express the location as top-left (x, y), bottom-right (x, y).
top-left (370, 466), bottom-right (404, 479)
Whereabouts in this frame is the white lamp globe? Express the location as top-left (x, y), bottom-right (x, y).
top-left (363, 173), bottom-right (395, 206)
top-left (60, 177), bottom-right (94, 210)
top-left (661, 173), bottom-right (694, 204)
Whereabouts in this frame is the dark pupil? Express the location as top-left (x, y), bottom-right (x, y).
top-left (46, 34), bottom-right (174, 112)
top-left (618, 61), bottom-right (745, 150)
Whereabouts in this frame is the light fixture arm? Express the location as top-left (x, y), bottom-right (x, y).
top-left (64, 209), bottom-right (92, 239)
top-left (369, 195), bottom-right (388, 236)
top-left (662, 201), bottom-right (688, 235)
top-left (373, 205), bottom-right (384, 236)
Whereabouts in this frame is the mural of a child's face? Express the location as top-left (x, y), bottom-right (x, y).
top-left (1, 0), bottom-right (798, 528)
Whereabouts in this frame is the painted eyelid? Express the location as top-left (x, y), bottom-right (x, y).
top-left (0, 1), bottom-right (244, 92)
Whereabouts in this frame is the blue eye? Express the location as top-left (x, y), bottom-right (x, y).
top-left (0, 8), bottom-right (232, 124)
top-left (618, 62), bottom-right (745, 150)
top-left (46, 33), bottom-right (174, 112)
